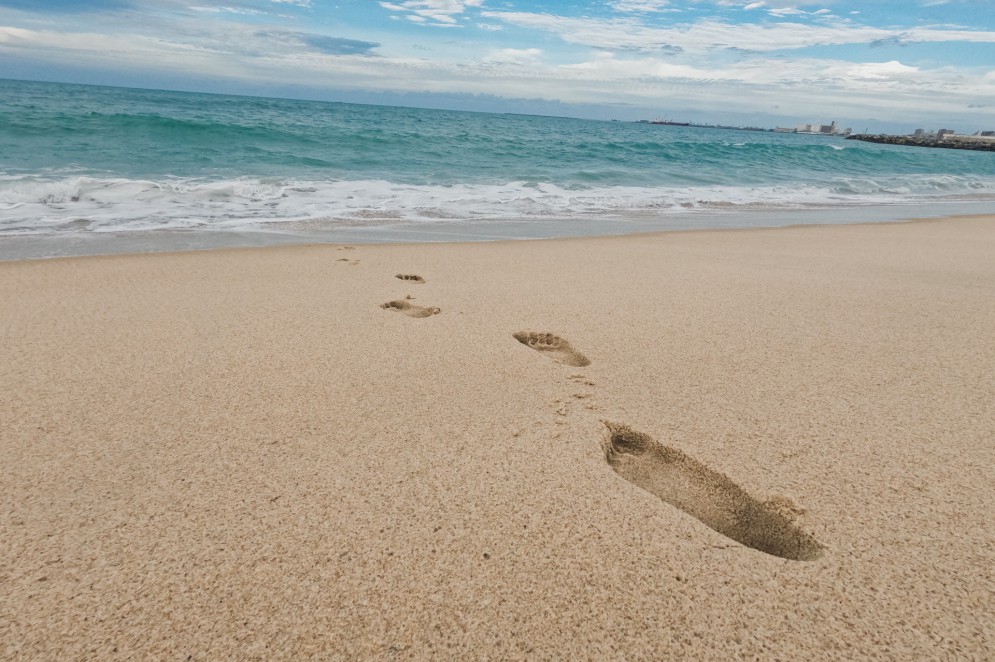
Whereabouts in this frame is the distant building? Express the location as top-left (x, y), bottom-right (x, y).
top-left (937, 129), bottom-right (955, 139)
top-left (913, 128), bottom-right (925, 137)
top-left (795, 120), bottom-right (843, 136)
top-left (981, 131), bottom-right (995, 137)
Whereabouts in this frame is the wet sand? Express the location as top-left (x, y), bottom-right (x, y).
top-left (2, 216), bottom-right (993, 659)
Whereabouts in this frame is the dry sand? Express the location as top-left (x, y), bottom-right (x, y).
top-left (2, 216), bottom-right (993, 659)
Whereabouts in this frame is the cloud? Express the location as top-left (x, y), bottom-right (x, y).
top-left (609, 1), bottom-right (672, 12)
top-left (556, 51), bottom-right (930, 90)
top-left (3, 18), bottom-right (993, 127)
top-left (378, 0), bottom-right (484, 27)
top-left (0, 0), bottom-right (320, 18)
top-left (0, 0), bottom-right (130, 11)
top-left (869, 35), bottom-right (909, 49)
top-left (0, 25), bottom-right (242, 79)
top-left (484, 47), bottom-right (542, 64)
top-left (1, 1), bottom-right (993, 129)
top-left (257, 31), bottom-right (380, 55)
top-left (301, 35), bottom-right (379, 55)
top-left (709, 0), bottom-right (836, 7)
top-left (480, 11), bottom-right (995, 53)
top-left (844, 60), bottom-right (919, 80)
top-left (192, 6), bottom-right (265, 16)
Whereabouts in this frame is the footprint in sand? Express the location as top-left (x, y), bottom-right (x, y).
top-left (381, 300), bottom-right (441, 318)
top-left (395, 274), bottom-right (426, 284)
top-left (513, 332), bottom-right (590, 367)
top-left (602, 422), bottom-right (823, 561)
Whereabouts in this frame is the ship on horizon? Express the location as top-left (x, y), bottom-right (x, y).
top-left (648, 118), bottom-right (690, 126)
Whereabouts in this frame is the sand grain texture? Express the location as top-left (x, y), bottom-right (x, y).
top-left (2, 217), bottom-right (994, 659)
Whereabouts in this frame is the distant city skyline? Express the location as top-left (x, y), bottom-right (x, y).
top-left (1, 1), bottom-right (994, 133)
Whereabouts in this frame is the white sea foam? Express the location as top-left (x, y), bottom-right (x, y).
top-left (1, 174), bottom-right (994, 236)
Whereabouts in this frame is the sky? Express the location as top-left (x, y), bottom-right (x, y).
top-left (1, 0), bottom-right (994, 132)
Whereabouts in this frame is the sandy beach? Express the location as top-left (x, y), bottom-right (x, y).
top-left (2, 216), bottom-right (993, 659)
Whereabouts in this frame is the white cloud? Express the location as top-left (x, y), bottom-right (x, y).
top-left (0, 25), bottom-right (241, 79)
top-left (485, 47), bottom-right (542, 64)
top-left (378, 0), bottom-right (484, 27)
top-left (844, 60), bottom-right (919, 80)
top-left (191, 6), bottom-right (265, 16)
top-left (2, 3), bottom-right (994, 129)
top-left (480, 11), bottom-right (995, 53)
top-left (557, 52), bottom-right (930, 90)
top-left (709, 0), bottom-right (835, 7)
top-left (4, 20), bottom-right (992, 125)
top-left (610, 1), bottom-right (672, 12)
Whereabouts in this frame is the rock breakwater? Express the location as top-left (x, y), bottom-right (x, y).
top-left (847, 134), bottom-right (995, 152)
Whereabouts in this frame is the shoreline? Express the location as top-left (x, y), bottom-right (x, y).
top-left (3, 201), bottom-right (995, 262)
top-left (3, 214), bottom-right (993, 658)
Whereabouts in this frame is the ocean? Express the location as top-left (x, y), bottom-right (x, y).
top-left (2, 78), bottom-right (994, 259)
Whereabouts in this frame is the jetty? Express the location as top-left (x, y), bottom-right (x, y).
top-left (847, 134), bottom-right (995, 152)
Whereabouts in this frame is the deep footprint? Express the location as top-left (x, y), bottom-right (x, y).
top-left (381, 300), bottom-right (440, 318)
top-left (513, 331), bottom-right (590, 367)
top-left (603, 423), bottom-right (824, 561)
top-left (395, 274), bottom-right (426, 283)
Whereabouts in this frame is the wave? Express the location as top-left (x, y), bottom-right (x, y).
top-left (1, 174), bottom-right (994, 236)
top-left (4, 101), bottom-right (992, 189)
top-left (86, 111), bottom-right (315, 144)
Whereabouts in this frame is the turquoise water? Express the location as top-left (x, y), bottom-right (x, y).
top-left (2, 78), bottom-right (994, 254)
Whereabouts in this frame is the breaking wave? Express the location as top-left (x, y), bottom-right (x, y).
top-left (2, 174), bottom-right (993, 236)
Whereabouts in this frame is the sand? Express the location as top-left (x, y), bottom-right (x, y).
top-left (1, 216), bottom-right (993, 659)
